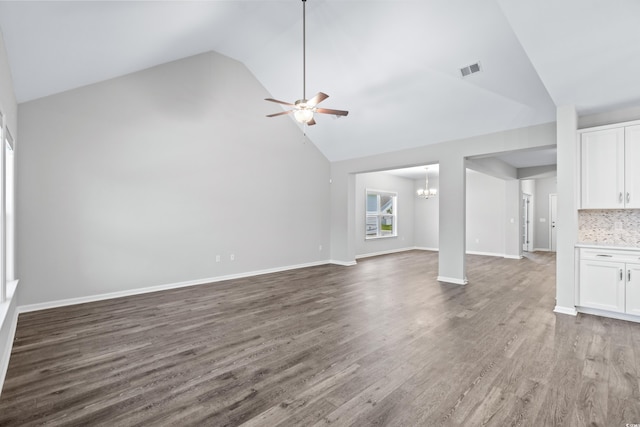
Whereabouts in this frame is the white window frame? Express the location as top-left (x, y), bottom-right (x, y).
top-left (365, 189), bottom-right (397, 239)
top-left (0, 112), bottom-right (16, 303)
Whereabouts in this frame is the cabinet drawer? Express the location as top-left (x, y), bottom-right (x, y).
top-left (580, 248), bottom-right (640, 262)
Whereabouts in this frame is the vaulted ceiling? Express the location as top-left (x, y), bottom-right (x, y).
top-left (1, 0), bottom-right (639, 162)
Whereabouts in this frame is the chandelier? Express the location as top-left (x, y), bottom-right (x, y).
top-left (416, 167), bottom-right (438, 199)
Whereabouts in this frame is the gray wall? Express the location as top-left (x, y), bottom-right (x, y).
top-left (466, 170), bottom-right (506, 256)
top-left (355, 172), bottom-right (415, 257)
top-left (0, 30), bottom-right (18, 394)
top-left (17, 51), bottom-right (331, 306)
top-left (414, 175), bottom-right (439, 250)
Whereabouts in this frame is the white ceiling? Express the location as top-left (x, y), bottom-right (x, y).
top-left (0, 0), bottom-right (639, 162)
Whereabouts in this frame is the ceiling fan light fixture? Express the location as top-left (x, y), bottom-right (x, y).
top-left (264, 0), bottom-right (348, 126)
top-left (294, 108), bottom-right (314, 123)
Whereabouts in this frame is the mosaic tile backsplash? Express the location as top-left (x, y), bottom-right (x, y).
top-left (578, 209), bottom-right (640, 246)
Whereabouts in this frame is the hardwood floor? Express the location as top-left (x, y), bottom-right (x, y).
top-left (1, 251), bottom-right (639, 426)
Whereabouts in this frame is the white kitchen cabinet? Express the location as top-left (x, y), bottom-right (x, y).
top-left (626, 263), bottom-right (640, 316)
top-left (624, 125), bottom-right (640, 209)
top-left (578, 247), bottom-right (640, 317)
top-left (579, 258), bottom-right (625, 313)
top-left (580, 123), bottom-right (640, 209)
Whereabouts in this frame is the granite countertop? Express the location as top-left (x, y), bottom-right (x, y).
top-left (576, 242), bottom-right (640, 251)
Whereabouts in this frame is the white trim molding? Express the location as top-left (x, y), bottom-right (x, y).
top-left (504, 255), bottom-right (524, 260)
top-left (19, 261), bottom-right (331, 313)
top-left (576, 306), bottom-right (640, 323)
top-left (553, 305), bottom-right (578, 316)
top-left (329, 260), bottom-right (357, 267)
top-left (414, 246), bottom-right (439, 252)
top-left (437, 276), bottom-right (468, 285)
top-left (466, 250), bottom-right (505, 258)
top-left (355, 247), bottom-right (415, 259)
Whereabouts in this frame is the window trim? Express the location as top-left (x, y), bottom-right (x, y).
top-left (365, 188), bottom-right (398, 240)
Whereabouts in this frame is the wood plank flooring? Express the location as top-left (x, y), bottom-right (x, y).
top-left (1, 251), bottom-right (640, 426)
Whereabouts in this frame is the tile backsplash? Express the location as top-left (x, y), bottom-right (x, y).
top-left (578, 209), bottom-right (640, 246)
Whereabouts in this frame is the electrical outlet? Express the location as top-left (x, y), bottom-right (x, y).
top-left (230, 254), bottom-right (235, 261)
top-left (318, 244), bottom-right (322, 251)
top-left (216, 255), bottom-right (221, 262)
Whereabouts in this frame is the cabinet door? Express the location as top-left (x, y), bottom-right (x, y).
top-left (579, 259), bottom-right (625, 313)
top-left (626, 263), bottom-right (640, 315)
top-left (625, 125), bottom-right (640, 208)
top-left (581, 128), bottom-right (625, 209)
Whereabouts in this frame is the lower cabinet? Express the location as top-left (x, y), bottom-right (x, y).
top-left (578, 248), bottom-right (640, 316)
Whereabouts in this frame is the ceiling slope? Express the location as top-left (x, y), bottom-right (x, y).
top-left (0, 1), bottom-right (637, 161)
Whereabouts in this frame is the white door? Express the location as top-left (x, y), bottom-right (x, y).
top-left (522, 194), bottom-right (532, 252)
top-left (549, 194), bottom-right (557, 252)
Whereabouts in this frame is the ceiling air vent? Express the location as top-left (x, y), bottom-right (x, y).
top-left (460, 62), bottom-right (482, 77)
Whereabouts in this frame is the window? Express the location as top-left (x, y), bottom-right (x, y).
top-left (366, 189), bottom-right (397, 239)
top-left (0, 116), bottom-right (15, 304)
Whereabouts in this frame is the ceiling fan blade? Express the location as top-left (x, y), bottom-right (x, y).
top-left (265, 98), bottom-right (295, 106)
top-left (266, 111), bottom-right (292, 117)
top-left (306, 92), bottom-right (329, 107)
top-left (316, 108), bottom-right (349, 116)
top-left (307, 117), bottom-right (317, 126)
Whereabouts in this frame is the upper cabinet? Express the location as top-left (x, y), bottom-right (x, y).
top-left (581, 123), bottom-right (640, 209)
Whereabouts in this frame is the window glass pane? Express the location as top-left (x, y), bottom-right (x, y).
top-left (380, 195), bottom-right (393, 214)
top-left (365, 216), bottom-right (378, 235)
top-left (366, 194), bottom-right (378, 213)
top-left (380, 215), bottom-right (394, 235)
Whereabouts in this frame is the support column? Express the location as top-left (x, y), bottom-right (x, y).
top-left (437, 155), bottom-right (467, 284)
top-left (504, 179), bottom-right (522, 259)
top-left (555, 105), bottom-right (578, 315)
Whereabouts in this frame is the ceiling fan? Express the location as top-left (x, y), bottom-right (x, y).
top-left (265, 0), bottom-right (348, 126)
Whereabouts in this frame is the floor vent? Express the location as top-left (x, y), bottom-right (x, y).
top-left (460, 62), bottom-right (482, 77)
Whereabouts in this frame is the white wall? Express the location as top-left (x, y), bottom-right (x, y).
top-left (414, 175), bottom-right (439, 250)
top-left (466, 170), bottom-right (506, 256)
top-left (0, 29), bottom-right (18, 395)
top-left (355, 172), bottom-right (415, 257)
top-left (17, 51), bottom-right (331, 306)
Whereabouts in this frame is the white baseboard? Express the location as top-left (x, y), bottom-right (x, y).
top-left (504, 254), bottom-right (524, 260)
top-left (533, 248), bottom-right (551, 252)
top-left (329, 260), bottom-right (357, 267)
top-left (414, 247), bottom-right (439, 252)
top-left (466, 250), bottom-right (504, 258)
top-left (19, 260), bottom-right (331, 314)
top-left (356, 247), bottom-right (416, 259)
top-left (554, 305), bottom-right (578, 316)
top-left (437, 276), bottom-right (468, 285)
top-left (576, 306), bottom-right (640, 323)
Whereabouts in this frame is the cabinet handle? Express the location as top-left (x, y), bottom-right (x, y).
top-left (629, 270), bottom-right (631, 282)
top-left (627, 192), bottom-right (631, 203)
top-left (596, 254), bottom-right (613, 257)
top-left (620, 269), bottom-right (623, 281)
top-left (620, 192), bottom-right (623, 203)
